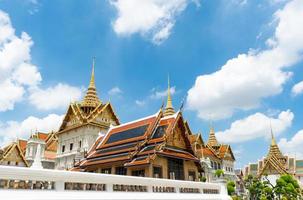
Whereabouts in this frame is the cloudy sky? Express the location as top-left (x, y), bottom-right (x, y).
top-left (0, 0), bottom-right (303, 168)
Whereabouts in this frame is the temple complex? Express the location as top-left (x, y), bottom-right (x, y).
top-left (73, 79), bottom-right (202, 181)
top-left (55, 59), bottom-right (120, 170)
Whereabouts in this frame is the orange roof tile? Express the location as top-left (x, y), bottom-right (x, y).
top-left (18, 139), bottom-right (27, 152)
top-left (37, 132), bottom-right (48, 141)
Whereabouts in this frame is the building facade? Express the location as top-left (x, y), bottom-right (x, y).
top-left (55, 61), bottom-right (120, 170)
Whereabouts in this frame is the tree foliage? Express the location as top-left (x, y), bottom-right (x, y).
top-left (227, 181), bottom-right (236, 195)
top-left (215, 169), bottom-right (224, 178)
top-left (244, 174), bottom-right (302, 200)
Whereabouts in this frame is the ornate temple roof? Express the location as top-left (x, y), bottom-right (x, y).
top-left (73, 109), bottom-right (199, 170)
top-left (58, 60), bottom-right (120, 133)
top-left (258, 129), bottom-right (288, 177)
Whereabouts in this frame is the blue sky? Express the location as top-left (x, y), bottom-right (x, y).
top-left (0, 0), bottom-right (303, 168)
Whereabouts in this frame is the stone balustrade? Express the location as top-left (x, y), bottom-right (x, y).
top-left (0, 166), bottom-right (231, 200)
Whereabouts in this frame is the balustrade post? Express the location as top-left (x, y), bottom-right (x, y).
top-left (55, 181), bottom-right (65, 191)
top-left (106, 183), bottom-right (113, 192)
top-left (147, 185), bottom-right (153, 193)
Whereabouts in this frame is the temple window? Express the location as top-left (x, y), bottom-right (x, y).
top-left (62, 145), bottom-right (65, 153)
top-left (153, 166), bottom-right (162, 178)
top-left (115, 167), bottom-right (127, 175)
top-left (79, 141), bottom-right (82, 148)
top-left (70, 143), bottom-right (73, 151)
top-left (167, 158), bottom-right (184, 180)
top-left (131, 170), bottom-right (145, 177)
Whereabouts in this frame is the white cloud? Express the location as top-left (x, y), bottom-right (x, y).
top-left (279, 129), bottom-right (303, 158)
top-left (110, 0), bottom-right (200, 44)
top-left (150, 86), bottom-right (176, 99)
top-left (135, 100), bottom-right (146, 107)
top-left (187, 0), bottom-right (303, 120)
top-left (0, 10), bottom-right (83, 112)
top-left (0, 114), bottom-right (63, 146)
top-left (0, 10), bottom-right (41, 112)
top-left (29, 83), bottom-right (83, 110)
top-left (108, 86), bottom-right (123, 96)
top-left (216, 110), bottom-right (294, 143)
top-left (291, 81), bottom-right (303, 96)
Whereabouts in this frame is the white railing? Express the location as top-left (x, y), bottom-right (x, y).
top-left (0, 166), bottom-right (231, 200)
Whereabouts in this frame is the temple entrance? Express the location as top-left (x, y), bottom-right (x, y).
top-left (167, 158), bottom-right (184, 180)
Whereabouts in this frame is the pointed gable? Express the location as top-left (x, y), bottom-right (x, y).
top-left (0, 142), bottom-right (29, 167)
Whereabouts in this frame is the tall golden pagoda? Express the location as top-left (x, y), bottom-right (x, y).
top-left (163, 76), bottom-right (175, 117)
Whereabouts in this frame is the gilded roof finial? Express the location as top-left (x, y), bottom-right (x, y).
top-left (89, 57), bottom-right (96, 89)
top-left (163, 75), bottom-right (175, 117)
top-left (81, 57), bottom-right (101, 110)
top-left (270, 120), bottom-right (276, 146)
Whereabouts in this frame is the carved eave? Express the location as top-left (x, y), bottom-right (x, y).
top-left (221, 145), bottom-right (236, 161)
top-left (59, 103), bottom-right (84, 131)
top-left (165, 112), bottom-right (195, 154)
top-left (87, 102), bottom-right (120, 125)
top-left (205, 144), bottom-right (220, 159)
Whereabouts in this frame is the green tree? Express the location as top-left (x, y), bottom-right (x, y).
top-left (244, 174), bottom-right (274, 200)
top-left (227, 181), bottom-right (236, 195)
top-left (244, 174), bottom-right (302, 200)
top-left (215, 169), bottom-right (224, 178)
top-left (273, 174), bottom-right (302, 200)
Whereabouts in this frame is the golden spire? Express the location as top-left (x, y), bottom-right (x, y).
top-left (270, 123), bottom-right (276, 146)
top-left (207, 122), bottom-right (219, 147)
top-left (82, 57), bottom-right (101, 109)
top-left (163, 75), bottom-right (175, 117)
top-left (268, 125), bottom-right (283, 158)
